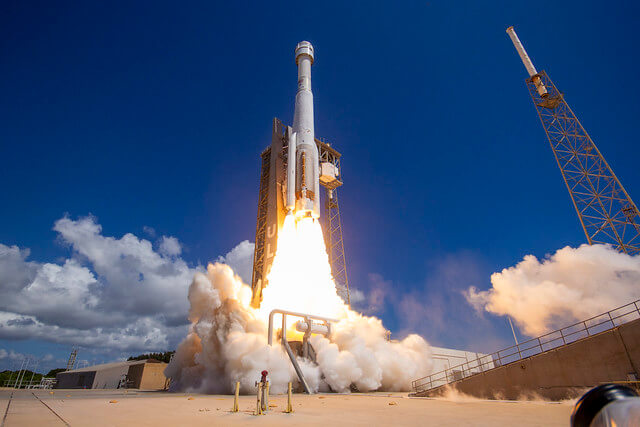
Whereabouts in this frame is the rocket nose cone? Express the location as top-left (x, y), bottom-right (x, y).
top-left (296, 41), bottom-right (313, 51)
top-left (295, 41), bottom-right (314, 64)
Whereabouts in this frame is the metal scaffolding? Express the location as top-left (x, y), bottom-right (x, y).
top-left (66, 347), bottom-right (78, 371)
top-left (324, 188), bottom-right (349, 304)
top-left (250, 147), bottom-right (272, 304)
top-left (316, 140), bottom-right (350, 304)
top-left (526, 71), bottom-right (640, 254)
top-left (251, 119), bottom-right (351, 307)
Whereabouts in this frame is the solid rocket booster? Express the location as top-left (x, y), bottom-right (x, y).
top-left (286, 41), bottom-right (320, 219)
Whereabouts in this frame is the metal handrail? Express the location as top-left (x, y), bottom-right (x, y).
top-left (2, 378), bottom-right (57, 389)
top-left (412, 297), bottom-right (640, 393)
top-left (267, 309), bottom-right (337, 394)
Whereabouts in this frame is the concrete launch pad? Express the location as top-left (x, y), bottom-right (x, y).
top-left (1, 388), bottom-right (573, 426)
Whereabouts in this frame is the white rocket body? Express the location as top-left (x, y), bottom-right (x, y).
top-left (286, 41), bottom-right (320, 219)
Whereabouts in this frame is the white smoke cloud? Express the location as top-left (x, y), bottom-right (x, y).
top-left (349, 288), bottom-right (366, 305)
top-left (166, 262), bottom-right (433, 394)
top-left (465, 244), bottom-right (640, 336)
top-left (312, 315), bottom-right (432, 392)
top-left (165, 263), bottom-right (289, 394)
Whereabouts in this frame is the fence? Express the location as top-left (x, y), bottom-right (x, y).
top-left (2, 378), bottom-right (57, 389)
top-left (412, 298), bottom-right (640, 393)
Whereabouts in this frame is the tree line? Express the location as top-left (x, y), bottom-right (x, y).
top-left (127, 351), bottom-right (175, 363)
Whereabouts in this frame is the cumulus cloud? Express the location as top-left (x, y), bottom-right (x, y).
top-left (465, 244), bottom-right (640, 337)
top-left (0, 348), bottom-right (23, 361)
top-left (0, 347), bottom-right (62, 373)
top-left (159, 236), bottom-right (182, 257)
top-left (216, 240), bottom-right (254, 285)
top-left (142, 226), bottom-right (156, 237)
top-left (0, 215), bottom-right (252, 355)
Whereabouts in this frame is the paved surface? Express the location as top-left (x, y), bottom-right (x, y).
top-left (0, 388), bottom-right (573, 426)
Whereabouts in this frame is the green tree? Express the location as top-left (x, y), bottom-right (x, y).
top-left (127, 351), bottom-right (174, 363)
top-left (45, 368), bottom-right (66, 378)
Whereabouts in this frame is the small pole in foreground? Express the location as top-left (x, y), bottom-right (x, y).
top-left (255, 382), bottom-right (263, 415)
top-left (232, 381), bottom-right (240, 412)
top-left (262, 381), bottom-right (270, 412)
top-left (285, 382), bottom-right (293, 413)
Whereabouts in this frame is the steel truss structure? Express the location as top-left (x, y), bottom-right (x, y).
top-left (527, 71), bottom-right (640, 254)
top-left (66, 347), bottom-right (78, 371)
top-left (251, 147), bottom-right (272, 302)
top-left (325, 189), bottom-right (349, 304)
top-left (317, 142), bottom-right (350, 304)
top-left (251, 119), bottom-right (351, 306)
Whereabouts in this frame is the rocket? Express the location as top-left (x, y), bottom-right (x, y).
top-left (286, 41), bottom-right (321, 219)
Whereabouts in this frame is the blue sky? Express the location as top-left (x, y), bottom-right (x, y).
top-left (1, 1), bottom-right (639, 371)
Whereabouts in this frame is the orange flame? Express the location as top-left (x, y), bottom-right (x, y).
top-left (258, 214), bottom-right (349, 323)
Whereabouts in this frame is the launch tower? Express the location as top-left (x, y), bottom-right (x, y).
top-left (507, 27), bottom-right (640, 254)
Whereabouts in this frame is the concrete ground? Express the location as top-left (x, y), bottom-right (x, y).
top-left (0, 388), bottom-right (574, 426)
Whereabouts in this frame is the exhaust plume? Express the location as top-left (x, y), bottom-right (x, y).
top-left (465, 244), bottom-right (640, 336)
top-left (166, 217), bottom-right (433, 394)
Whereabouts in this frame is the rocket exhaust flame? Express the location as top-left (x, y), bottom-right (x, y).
top-left (259, 214), bottom-right (348, 322)
top-left (165, 212), bottom-right (433, 394)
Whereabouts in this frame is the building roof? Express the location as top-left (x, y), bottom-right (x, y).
top-left (59, 359), bottom-right (163, 374)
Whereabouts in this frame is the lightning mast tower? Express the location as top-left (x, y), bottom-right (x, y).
top-left (507, 27), bottom-right (640, 254)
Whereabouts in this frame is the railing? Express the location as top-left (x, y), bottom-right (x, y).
top-left (2, 378), bottom-right (57, 389)
top-left (412, 298), bottom-right (640, 394)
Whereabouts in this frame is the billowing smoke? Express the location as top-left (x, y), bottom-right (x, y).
top-left (165, 259), bottom-right (433, 394)
top-left (165, 263), bottom-right (292, 394)
top-left (465, 244), bottom-right (640, 336)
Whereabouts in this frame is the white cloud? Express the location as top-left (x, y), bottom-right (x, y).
top-left (0, 348), bottom-right (27, 362)
top-left (216, 240), bottom-right (254, 285)
top-left (159, 236), bottom-right (182, 257)
top-left (0, 215), bottom-right (223, 354)
top-left (142, 226), bottom-right (156, 237)
top-left (465, 244), bottom-right (640, 336)
top-left (0, 347), bottom-right (66, 372)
